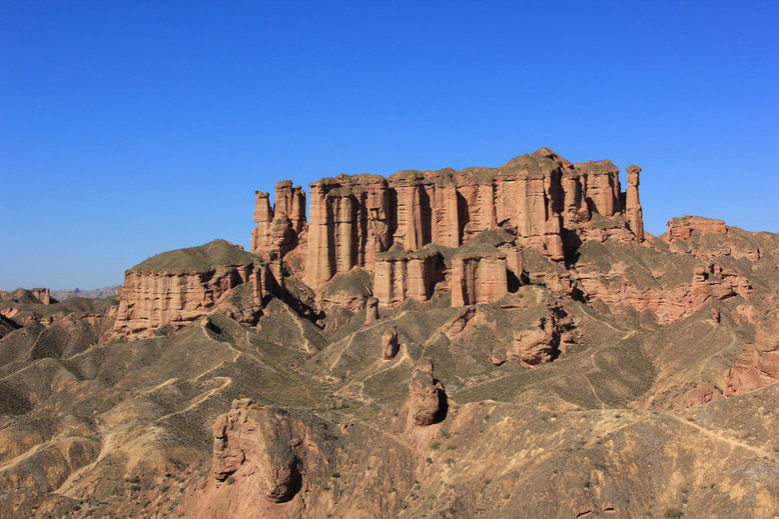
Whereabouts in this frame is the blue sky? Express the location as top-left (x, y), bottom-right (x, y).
top-left (1, 1), bottom-right (777, 290)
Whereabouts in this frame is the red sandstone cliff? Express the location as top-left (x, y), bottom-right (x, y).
top-left (251, 148), bottom-right (646, 294)
top-left (111, 240), bottom-right (277, 340)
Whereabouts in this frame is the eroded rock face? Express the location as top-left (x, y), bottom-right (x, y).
top-left (29, 288), bottom-right (51, 305)
top-left (451, 244), bottom-right (508, 307)
top-left (374, 245), bottom-right (443, 308)
top-left (253, 149), bottom-right (644, 290)
top-left (111, 240), bottom-right (277, 340)
top-left (576, 261), bottom-right (746, 325)
top-left (211, 399), bottom-right (304, 503)
top-left (666, 215), bottom-right (727, 241)
top-left (490, 304), bottom-right (574, 366)
top-left (251, 183), bottom-right (306, 261)
top-left (408, 358), bottom-right (444, 426)
top-left (724, 307), bottom-right (779, 394)
top-left (381, 325), bottom-right (399, 360)
top-left (624, 165), bottom-right (644, 242)
top-left (365, 296), bottom-right (379, 324)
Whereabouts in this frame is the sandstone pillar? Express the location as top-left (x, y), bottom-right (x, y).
top-left (251, 191), bottom-right (273, 254)
top-left (306, 182), bottom-right (335, 287)
top-left (625, 165), bottom-right (644, 242)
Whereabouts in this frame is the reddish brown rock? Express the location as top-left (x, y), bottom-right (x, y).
top-left (511, 316), bottom-right (560, 366)
top-left (29, 288), bottom-right (51, 305)
top-left (675, 382), bottom-right (724, 407)
top-left (365, 296), bottom-right (379, 324)
top-left (724, 307), bottom-right (779, 395)
top-left (251, 183), bottom-right (306, 261)
top-left (211, 399), bottom-right (320, 505)
top-left (625, 165), bottom-right (644, 242)
top-left (382, 325), bottom-right (399, 360)
top-left (408, 358), bottom-right (444, 427)
top-left (666, 215), bottom-right (727, 241)
top-left (111, 240), bottom-right (276, 340)
top-left (263, 148), bottom-right (645, 289)
top-left (491, 304), bottom-right (572, 366)
top-left (576, 262), bottom-right (743, 325)
top-left (451, 243), bottom-right (508, 307)
top-left (374, 245), bottom-right (442, 308)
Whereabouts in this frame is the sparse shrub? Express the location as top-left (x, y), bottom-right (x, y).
top-left (440, 428), bottom-right (449, 439)
top-left (428, 439), bottom-right (441, 450)
top-left (226, 475), bottom-right (235, 486)
top-left (664, 509), bottom-right (684, 519)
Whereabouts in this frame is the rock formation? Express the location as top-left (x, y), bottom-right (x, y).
top-left (451, 242), bottom-right (509, 307)
top-left (29, 288), bottom-right (51, 305)
top-left (666, 215), bottom-right (727, 241)
top-left (212, 399), bottom-right (303, 503)
top-left (575, 260), bottom-right (748, 325)
top-left (381, 325), bottom-right (399, 360)
top-left (112, 240), bottom-right (277, 339)
top-left (365, 296), bottom-right (379, 323)
top-left (724, 307), bottom-right (779, 394)
top-left (624, 165), bottom-right (644, 242)
top-left (373, 245), bottom-right (443, 308)
top-left (408, 357), bottom-right (444, 426)
top-left (4, 148), bottom-right (779, 519)
top-left (251, 148), bottom-right (646, 299)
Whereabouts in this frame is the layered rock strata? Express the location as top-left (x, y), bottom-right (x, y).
top-left (451, 242), bottom-right (509, 307)
top-left (666, 215), bottom-right (727, 241)
top-left (724, 307), bottom-right (779, 394)
top-left (252, 148), bottom-right (645, 290)
top-left (112, 240), bottom-right (277, 339)
top-left (576, 261), bottom-right (748, 325)
top-left (373, 245), bottom-right (443, 308)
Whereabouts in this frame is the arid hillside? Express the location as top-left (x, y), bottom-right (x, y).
top-left (1, 149), bottom-right (778, 518)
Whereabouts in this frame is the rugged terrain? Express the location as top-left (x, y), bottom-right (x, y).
top-left (1, 149), bottom-right (778, 518)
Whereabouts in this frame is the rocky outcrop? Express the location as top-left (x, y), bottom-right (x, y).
top-left (381, 325), bottom-right (399, 360)
top-left (576, 261), bottom-right (747, 325)
top-left (374, 245), bottom-right (443, 308)
top-left (624, 165), bottom-right (644, 242)
top-left (451, 243), bottom-right (508, 307)
top-left (408, 358), bottom-right (444, 426)
top-left (365, 296), bottom-right (379, 324)
top-left (250, 182), bottom-right (306, 261)
top-left (489, 304), bottom-right (574, 366)
top-left (511, 315), bottom-right (561, 366)
top-left (256, 149), bottom-right (645, 290)
top-left (29, 288), bottom-right (51, 305)
top-left (112, 240), bottom-right (277, 339)
top-left (724, 307), bottom-right (779, 395)
top-left (666, 215), bottom-right (727, 241)
top-left (212, 399), bottom-right (302, 503)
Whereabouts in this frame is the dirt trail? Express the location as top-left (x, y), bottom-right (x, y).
top-left (664, 411), bottom-right (776, 461)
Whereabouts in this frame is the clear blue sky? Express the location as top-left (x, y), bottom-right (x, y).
top-left (1, 1), bottom-right (777, 290)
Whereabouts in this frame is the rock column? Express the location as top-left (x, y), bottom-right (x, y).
top-left (625, 165), bottom-right (644, 241)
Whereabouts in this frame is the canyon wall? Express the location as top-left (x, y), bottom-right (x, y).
top-left (252, 148), bottom-right (645, 293)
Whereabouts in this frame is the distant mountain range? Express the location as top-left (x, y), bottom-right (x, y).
top-left (50, 285), bottom-right (120, 301)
